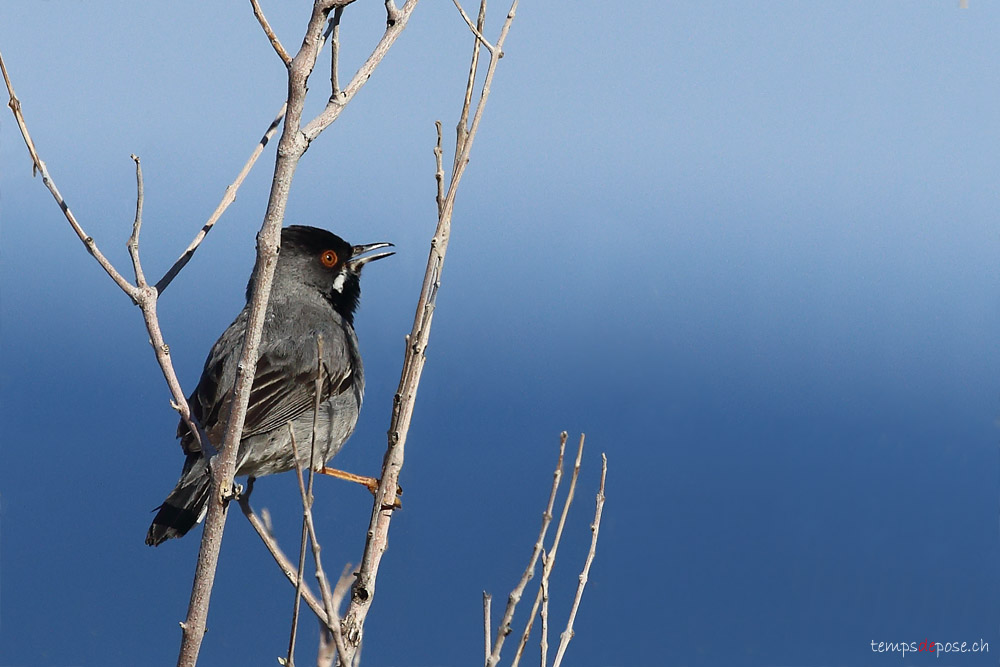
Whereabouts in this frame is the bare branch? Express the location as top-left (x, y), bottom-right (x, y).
top-left (540, 551), bottom-right (549, 667)
top-left (127, 155), bottom-right (148, 288)
top-left (179, 1), bottom-right (420, 661)
top-left (340, 5), bottom-right (517, 660)
top-left (511, 434), bottom-right (585, 667)
top-left (384, 0), bottom-right (400, 24)
top-left (329, 7), bottom-right (344, 98)
top-left (286, 427), bottom-right (312, 667)
top-left (483, 592), bottom-right (492, 666)
top-left (447, 0), bottom-right (518, 212)
top-left (1, 48), bottom-right (210, 461)
top-left (237, 479), bottom-right (334, 629)
top-left (288, 338), bottom-right (350, 663)
top-left (551, 454), bottom-right (607, 667)
top-left (155, 102), bottom-right (287, 295)
top-left (455, 0), bottom-right (486, 171)
top-left (452, 0), bottom-right (497, 54)
top-left (302, 0), bottom-right (419, 142)
top-left (250, 0), bottom-right (293, 67)
top-left (433, 121), bottom-right (445, 217)
top-left (178, 2), bottom-right (347, 659)
top-left (505, 433), bottom-right (567, 667)
top-left (1, 48), bottom-right (137, 297)
top-left (316, 564), bottom-right (356, 667)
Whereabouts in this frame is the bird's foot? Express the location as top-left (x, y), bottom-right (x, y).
top-left (318, 467), bottom-right (402, 508)
top-left (221, 481), bottom-right (245, 503)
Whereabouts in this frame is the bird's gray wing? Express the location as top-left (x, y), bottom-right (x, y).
top-left (178, 314), bottom-right (354, 452)
top-left (240, 339), bottom-right (355, 438)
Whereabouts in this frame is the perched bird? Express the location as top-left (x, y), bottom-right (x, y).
top-left (146, 225), bottom-right (393, 546)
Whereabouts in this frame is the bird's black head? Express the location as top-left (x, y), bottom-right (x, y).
top-left (248, 225), bottom-right (393, 325)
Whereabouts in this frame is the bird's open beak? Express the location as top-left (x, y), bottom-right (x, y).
top-left (348, 242), bottom-right (394, 271)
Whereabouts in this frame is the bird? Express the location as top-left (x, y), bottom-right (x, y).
top-left (146, 225), bottom-right (393, 546)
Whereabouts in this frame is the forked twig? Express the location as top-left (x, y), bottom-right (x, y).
top-left (510, 435), bottom-right (585, 667)
top-left (301, 0), bottom-right (419, 142)
top-left (0, 48), bottom-right (208, 456)
top-left (237, 479), bottom-right (334, 629)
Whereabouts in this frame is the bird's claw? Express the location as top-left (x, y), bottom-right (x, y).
top-left (222, 482), bottom-right (244, 503)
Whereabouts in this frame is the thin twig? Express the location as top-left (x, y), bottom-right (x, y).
top-left (329, 7), bottom-right (344, 98)
top-left (155, 102), bottom-right (287, 294)
top-left (237, 479), bottom-right (334, 629)
top-left (510, 434), bottom-right (585, 667)
top-left (452, 0), bottom-right (496, 54)
top-left (504, 433), bottom-right (567, 667)
top-left (540, 550), bottom-right (549, 667)
top-left (250, 0), bottom-right (293, 67)
top-left (127, 155), bottom-right (147, 287)
top-left (483, 592), bottom-right (492, 666)
top-left (1, 48), bottom-right (137, 297)
top-left (454, 0), bottom-right (486, 174)
top-left (286, 426), bottom-right (311, 667)
top-left (324, 560), bottom-right (357, 667)
top-left (447, 0), bottom-right (517, 210)
top-left (433, 121), bottom-right (445, 218)
top-left (551, 454), bottom-right (607, 667)
top-left (292, 338), bottom-right (349, 662)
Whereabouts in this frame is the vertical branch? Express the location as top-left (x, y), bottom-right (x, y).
top-left (339, 4), bottom-right (517, 660)
top-left (329, 7), bottom-right (344, 98)
top-left (551, 454), bottom-right (607, 667)
top-left (510, 435), bottom-right (585, 667)
top-left (286, 426), bottom-right (311, 667)
top-left (483, 592), bottom-right (493, 666)
top-left (127, 155), bottom-right (147, 287)
top-left (503, 433), bottom-right (567, 667)
top-left (454, 0), bottom-right (487, 174)
top-left (539, 551), bottom-right (549, 667)
top-left (433, 121), bottom-right (445, 217)
top-left (178, 3), bottom-right (371, 664)
top-left (178, 2), bottom-right (422, 662)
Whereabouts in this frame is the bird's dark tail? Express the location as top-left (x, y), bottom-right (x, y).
top-left (146, 453), bottom-right (211, 546)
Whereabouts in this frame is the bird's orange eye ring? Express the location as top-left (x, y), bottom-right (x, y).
top-left (320, 250), bottom-right (338, 268)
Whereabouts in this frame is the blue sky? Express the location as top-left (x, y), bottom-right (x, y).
top-left (1, 2), bottom-right (998, 665)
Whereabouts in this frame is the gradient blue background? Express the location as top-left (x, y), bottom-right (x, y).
top-left (1, 2), bottom-right (998, 665)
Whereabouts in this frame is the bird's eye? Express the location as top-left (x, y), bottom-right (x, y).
top-left (320, 250), bottom-right (338, 268)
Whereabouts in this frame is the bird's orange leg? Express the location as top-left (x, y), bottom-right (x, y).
top-left (318, 467), bottom-right (402, 507)
top-left (318, 467), bottom-right (379, 493)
